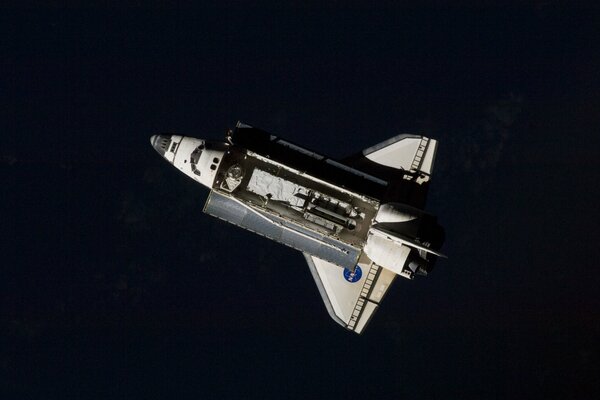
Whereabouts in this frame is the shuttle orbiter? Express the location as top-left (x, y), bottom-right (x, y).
top-left (150, 122), bottom-right (445, 333)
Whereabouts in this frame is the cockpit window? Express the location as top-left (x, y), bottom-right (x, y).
top-left (190, 145), bottom-right (203, 176)
top-left (190, 146), bottom-right (202, 165)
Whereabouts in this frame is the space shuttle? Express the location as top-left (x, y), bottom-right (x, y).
top-left (150, 122), bottom-right (445, 333)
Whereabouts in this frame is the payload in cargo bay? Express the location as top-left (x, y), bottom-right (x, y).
top-left (150, 122), bottom-right (445, 333)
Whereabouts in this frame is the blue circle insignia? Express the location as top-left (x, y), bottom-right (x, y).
top-left (343, 265), bottom-right (362, 283)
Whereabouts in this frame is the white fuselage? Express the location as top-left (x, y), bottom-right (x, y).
top-left (151, 134), bottom-right (227, 188)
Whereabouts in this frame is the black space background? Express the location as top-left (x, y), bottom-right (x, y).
top-left (1, 4), bottom-right (599, 399)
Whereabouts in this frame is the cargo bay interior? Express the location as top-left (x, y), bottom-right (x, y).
top-left (213, 146), bottom-right (380, 248)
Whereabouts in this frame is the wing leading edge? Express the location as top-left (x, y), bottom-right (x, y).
top-left (304, 253), bottom-right (396, 334)
top-left (342, 133), bottom-right (439, 207)
top-left (362, 134), bottom-right (438, 180)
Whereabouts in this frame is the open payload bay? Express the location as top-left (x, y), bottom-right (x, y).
top-left (204, 146), bottom-right (380, 268)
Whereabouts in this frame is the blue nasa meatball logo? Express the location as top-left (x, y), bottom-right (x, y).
top-left (343, 265), bottom-right (362, 283)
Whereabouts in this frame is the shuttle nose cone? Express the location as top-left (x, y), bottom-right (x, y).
top-left (150, 134), bottom-right (171, 157)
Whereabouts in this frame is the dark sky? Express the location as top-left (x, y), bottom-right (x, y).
top-left (2, 4), bottom-right (599, 399)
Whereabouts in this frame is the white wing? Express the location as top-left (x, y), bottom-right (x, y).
top-left (362, 134), bottom-right (438, 179)
top-left (304, 253), bottom-right (396, 334)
